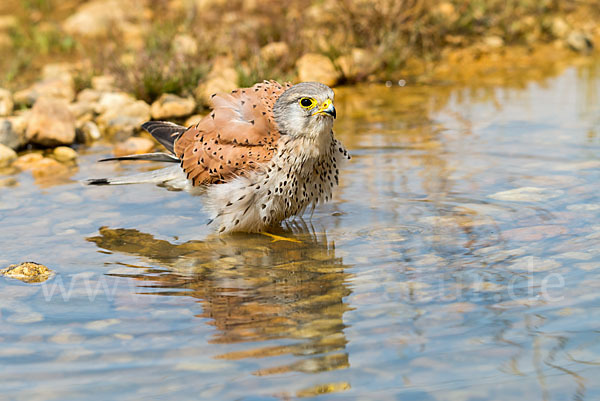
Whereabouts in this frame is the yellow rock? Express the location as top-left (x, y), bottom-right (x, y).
top-left (151, 94), bottom-right (196, 119)
top-left (296, 53), bottom-right (340, 87)
top-left (1, 262), bottom-right (54, 283)
top-left (13, 152), bottom-right (44, 170)
top-left (185, 114), bottom-right (205, 127)
top-left (335, 48), bottom-right (378, 81)
top-left (53, 146), bottom-right (78, 163)
top-left (195, 56), bottom-right (239, 105)
top-left (433, 2), bottom-right (458, 24)
top-left (91, 75), bottom-right (116, 91)
top-left (0, 143), bottom-right (16, 167)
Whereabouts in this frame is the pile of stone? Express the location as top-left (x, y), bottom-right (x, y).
top-left (0, 63), bottom-right (201, 170)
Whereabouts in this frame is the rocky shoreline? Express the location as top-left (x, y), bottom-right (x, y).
top-left (1, 0), bottom-right (599, 175)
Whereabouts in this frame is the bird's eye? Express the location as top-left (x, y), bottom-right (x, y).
top-left (299, 97), bottom-right (316, 109)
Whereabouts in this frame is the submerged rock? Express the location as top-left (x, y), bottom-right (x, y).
top-left (488, 187), bottom-right (564, 202)
top-left (113, 136), bottom-right (155, 156)
top-left (29, 157), bottom-right (70, 179)
top-left (26, 97), bottom-right (76, 146)
top-left (12, 151), bottom-right (71, 181)
top-left (13, 152), bottom-right (44, 170)
top-left (1, 262), bottom-right (54, 283)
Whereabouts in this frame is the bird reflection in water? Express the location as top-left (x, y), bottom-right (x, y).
top-left (87, 223), bottom-right (353, 376)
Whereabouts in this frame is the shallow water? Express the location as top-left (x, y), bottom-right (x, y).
top-left (1, 57), bottom-right (600, 401)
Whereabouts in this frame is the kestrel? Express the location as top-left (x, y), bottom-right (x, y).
top-left (88, 81), bottom-right (350, 233)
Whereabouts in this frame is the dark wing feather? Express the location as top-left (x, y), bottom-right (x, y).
top-left (99, 152), bottom-right (180, 163)
top-left (142, 121), bottom-right (187, 154)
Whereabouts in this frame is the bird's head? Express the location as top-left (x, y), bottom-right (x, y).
top-left (273, 82), bottom-right (336, 139)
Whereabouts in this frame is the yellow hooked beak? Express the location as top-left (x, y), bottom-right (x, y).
top-left (313, 99), bottom-right (336, 119)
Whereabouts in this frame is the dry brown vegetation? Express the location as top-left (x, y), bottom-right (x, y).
top-left (1, 0), bottom-right (599, 101)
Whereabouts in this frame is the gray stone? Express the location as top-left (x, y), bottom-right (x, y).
top-left (97, 99), bottom-right (150, 139)
top-left (77, 121), bottom-right (102, 143)
top-left (0, 119), bottom-right (25, 150)
top-left (26, 97), bottom-right (76, 146)
top-left (94, 92), bottom-right (136, 114)
top-left (13, 64), bottom-right (76, 106)
top-left (76, 88), bottom-right (103, 103)
top-left (13, 75), bottom-right (75, 106)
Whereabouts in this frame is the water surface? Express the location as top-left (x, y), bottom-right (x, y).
top-left (1, 57), bottom-right (600, 400)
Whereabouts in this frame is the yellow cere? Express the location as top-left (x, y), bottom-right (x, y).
top-left (320, 99), bottom-right (332, 111)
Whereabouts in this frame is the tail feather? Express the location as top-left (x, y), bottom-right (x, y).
top-left (85, 165), bottom-right (188, 188)
top-left (87, 120), bottom-right (189, 188)
top-left (141, 121), bottom-right (187, 154)
top-left (99, 152), bottom-right (180, 163)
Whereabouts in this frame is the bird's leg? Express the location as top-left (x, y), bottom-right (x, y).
top-left (260, 232), bottom-right (302, 243)
top-left (308, 220), bottom-right (318, 242)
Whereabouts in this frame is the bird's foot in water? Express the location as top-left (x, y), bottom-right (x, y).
top-left (260, 232), bottom-right (302, 243)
